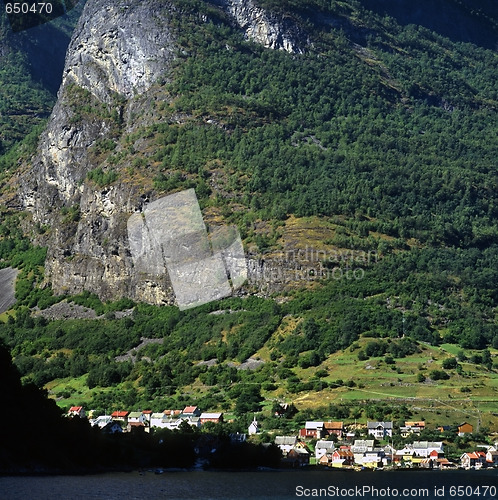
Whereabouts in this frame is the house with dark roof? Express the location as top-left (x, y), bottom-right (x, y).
top-left (285, 447), bottom-right (310, 467)
top-left (367, 421), bottom-right (393, 439)
top-left (275, 436), bottom-right (298, 455)
top-left (486, 449), bottom-right (498, 466)
top-left (315, 440), bottom-right (335, 460)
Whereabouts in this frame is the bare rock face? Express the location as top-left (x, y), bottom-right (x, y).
top-left (63, 0), bottom-right (177, 102)
top-left (20, 0), bottom-right (307, 305)
top-left (218, 0), bottom-right (307, 53)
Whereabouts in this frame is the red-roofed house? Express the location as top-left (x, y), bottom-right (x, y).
top-left (331, 449), bottom-right (354, 468)
top-left (68, 406), bottom-right (86, 418)
top-left (182, 406), bottom-right (201, 417)
top-left (164, 409), bottom-right (182, 417)
top-left (111, 411), bottom-right (129, 425)
top-left (460, 451), bottom-right (487, 469)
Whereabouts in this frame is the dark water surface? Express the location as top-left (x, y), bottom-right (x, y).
top-left (0, 469), bottom-right (497, 500)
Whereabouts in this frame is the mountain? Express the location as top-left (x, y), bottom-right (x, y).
top-left (14, 0), bottom-right (498, 304)
top-left (0, 0), bottom-right (497, 430)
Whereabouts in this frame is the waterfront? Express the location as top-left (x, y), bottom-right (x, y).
top-left (0, 469), bottom-right (497, 500)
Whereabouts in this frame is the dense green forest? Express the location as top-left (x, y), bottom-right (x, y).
top-left (0, 0), bottom-right (497, 429)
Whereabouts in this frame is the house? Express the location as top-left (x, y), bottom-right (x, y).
top-left (344, 431), bottom-right (356, 441)
top-left (315, 440), bottom-right (335, 460)
top-left (182, 406), bottom-right (201, 418)
top-left (323, 421), bottom-right (343, 438)
top-left (248, 417), bottom-right (259, 435)
top-left (101, 421), bottom-right (123, 434)
top-left (68, 406), bottom-right (86, 419)
top-left (486, 449), bottom-right (498, 466)
top-left (367, 421), bottom-right (393, 439)
top-left (457, 422), bottom-right (473, 436)
top-left (90, 415), bottom-right (112, 429)
top-left (331, 449), bottom-right (354, 468)
top-left (128, 411), bottom-right (147, 425)
top-left (164, 409), bottom-right (182, 417)
top-left (352, 440), bottom-right (375, 453)
top-left (358, 449), bottom-right (388, 469)
top-left (200, 412), bottom-right (223, 425)
top-left (151, 412), bottom-right (168, 429)
top-left (274, 403), bottom-right (292, 417)
top-left (142, 410), bottom-right (152, 422)
top-left (285, 448), bottom-right (310, 467)
top-left (460, 451), bottom-right (487, 469)
top-left (411, 441), bottom-right (444, 458)
top-left (352, 440), bottom-right (375, 463)
top-left (111, 411), bottom-right (129, 426)
top-left (275, 436), bottom-right (298, 456)
top-left (127, 411), bottom-right (147, 432)
top-left (400, 421), bottom-right (425, 438)
top-left (299, 421), bottom-right (324, 439)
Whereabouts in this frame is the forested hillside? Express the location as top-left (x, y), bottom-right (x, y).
top-left (0, 0), bottom-right (497, 431)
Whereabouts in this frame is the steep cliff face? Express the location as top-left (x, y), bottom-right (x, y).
top-left (20, 0), bottom-right (305, 305)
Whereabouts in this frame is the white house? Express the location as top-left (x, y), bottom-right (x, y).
top-left (412, 441), bottom-right (444, 458)
top-left (128, 412), bottom-right (147, 425)
top-left (275, 436), bottom-right (298, 456)
top-left (300, 421), bottom-right (324, 439)
top-left (357, 449), bottom-right (387, 468)
top-left (315, 440), bottom-right (335, 460)
top-left (486, 450), bottom-right (498, 466)
top-left (90, 415), bottom-right (112, 429)
top-left (151, 412), bottom-right (168, 428)
top-left (367, 421), bottom-right (393, 439)
top-left (352, 440), bottom-right (375, 463)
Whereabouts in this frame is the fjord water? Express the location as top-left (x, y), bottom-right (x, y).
top-left (0, 469), bottom-right (497, 500)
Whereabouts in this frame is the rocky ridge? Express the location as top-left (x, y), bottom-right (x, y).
top-left (20, 0), bottom-right (308, 305)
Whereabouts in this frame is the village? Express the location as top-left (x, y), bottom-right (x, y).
top-left (67, 405), bottom-right (498, 471)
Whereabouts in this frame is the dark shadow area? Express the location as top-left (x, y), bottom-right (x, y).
top-left (360, 0), bottom-right (498, 49)
top-left (17, 1), bottom-right (85, 94)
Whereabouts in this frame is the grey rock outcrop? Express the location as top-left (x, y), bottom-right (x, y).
top-left (217, 0), bottom-right (307, 53)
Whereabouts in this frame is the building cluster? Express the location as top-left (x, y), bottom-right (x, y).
top-left (68, 405), bottom-right (228, 434)
top-left (274, 419), bottom-right (498, 470)
top-left (67, 406), bottom-right (497, 470)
